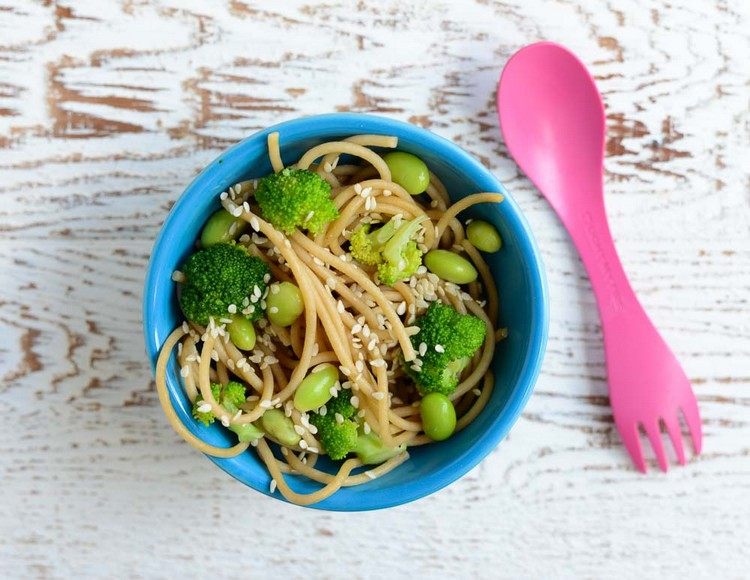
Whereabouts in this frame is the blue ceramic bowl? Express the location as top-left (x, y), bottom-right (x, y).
top-left (143, 113), bottom-right (548, 511)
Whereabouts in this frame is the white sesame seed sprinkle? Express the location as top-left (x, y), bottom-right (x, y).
top-left (269, 479), bottom-right (277, 493)
top-left (197, 403), bottom-right (211, 413)
top-left (299, 440), bottom-right (309, 450)
top-left (171, 270), bottom-right (186, 283)
top-left (435, 344), bottom-right (445, 353)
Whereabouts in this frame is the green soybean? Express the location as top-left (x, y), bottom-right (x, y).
top-left (201, 209), bottom-right (245, 247)
top-left (420, 393), bottom-right (456, 441)
top-left (228, 315), bottom-right (256, 350)
top-left (294, 364), bottom-right (338, 412)
top-left (261, 409), bottom-right (300, 446)
top-left (383, 151), bottom-right (430, 195)
top-left (267, 281), bottom-right (304, 327)
top-left (467, 220), bottom-right (502, 253)
top-left (424, 249), bottom-right (478, 284)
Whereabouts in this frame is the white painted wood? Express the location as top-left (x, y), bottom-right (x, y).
top-left (1, 1), bottom-right (748, 577)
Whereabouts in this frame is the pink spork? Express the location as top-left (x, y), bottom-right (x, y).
top-left (497, 42), bottom-right (702, 471)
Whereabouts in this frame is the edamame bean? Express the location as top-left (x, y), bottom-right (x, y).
top-left (466, 220), bottom-right (502, 253)
top-left (424, 249), bottom-right (478, 284)
top-left (266, 281), bottom-right (304, 327)
top-left (293, 363), bottom-right (338, 412)
top-left (201, 209), bottom-right (246, 247)
top-left (228, 315), bottom-right (256, 350)
top-left (383, 151), bottom-right (430, 195)
top-left (261, 409), bottom-right (300, 446)
top-left (420, 392), bottom-right (456, 441)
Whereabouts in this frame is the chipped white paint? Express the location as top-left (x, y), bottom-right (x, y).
top-left (1, 0), bottom-right (748, 578)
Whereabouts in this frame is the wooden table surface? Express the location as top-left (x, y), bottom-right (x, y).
top-left (1, 1), bottom-right (748, 578)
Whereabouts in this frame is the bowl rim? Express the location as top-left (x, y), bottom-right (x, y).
top-left (143, 112), bottom-right (548, 511)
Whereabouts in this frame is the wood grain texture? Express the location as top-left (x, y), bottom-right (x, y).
top-left (1, 0), bottom-right (749, 578)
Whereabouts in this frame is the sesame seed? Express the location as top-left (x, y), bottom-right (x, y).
top-left (197, 403), bottom-right (211, 413)
top-left (335, 413), bottom-right (344, 424)
top-left (307, 447), bottom-right (319, 454)
top-left (329, 386), bottom-right (338, 397)
top-left (370, 358), bottom-right (386, 367)
top-left (355, 360), bottom-right (364, 373)
top-left (260, 400), bottom-right (272, 409)
top-left (250, 216), bottom-right (260, 231)
top-left (270, 479), bottom-right (277, 493)
top-left (305, 211), bottom-right (315, 222)
top-left (326, 277), bottom-right (337, 290)
top-left (299, 440), bottom-right (309, 450)
top-left (354, 183), bottom-right (362, 194)
top-left (435, 344), bottom-right (445, 353)
top-left (231, 206), bottom-right (243, 217)
top-left (364, 470), bottom-right (376, 480)
top-left (269, 306), bottom-right (279, 314)
top-left (472, 388), bottom-right (482, 397)
top-left (418, 342), bottom-right (427, 356)
top-left (363, 422), bottom-right (371, 434)
top-left (337, 300), bottom-right (345, 314)
top-left (294, 425), bottom-right (305, 436)
top-left (220, 416), bottom-right (230, 427)
top-left (227, 304), bottom-right (237, 314)
top-left (396, 301), bottom-right (407, 315)
top-left (350, 396), bottom-right (359, 407)
top-left (372, 392), bottom-right (385, 401)
top-left (383, 189), bottom-right (392, 196)
top-left (180, 365), bottom-right (190, 378)
top-left (171, 270), bottom-right (186, 283)
top-left (339, 366), bottom-right (351, 376)
top-left (319, 405), bottom-right (328, 416)
top-left (220, 191), bottom-right (228, 200)
top-left (210, 350), bottom-right (219, 361)
top-left (351, 323), bottom-right (362, 334)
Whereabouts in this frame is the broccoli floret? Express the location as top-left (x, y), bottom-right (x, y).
top-left (178, 242), bottom-right (269, 325)
top-left (349, 216), bottom-right (425, 285)
top-left (404, 302), bottom-right (486, 396)
top-left (255, 168), bottom-right (338, 235)
top-left (349, 219), bottom-right (400, 266)
top-left (309, 393), bottom-right (359, 460)
top-left (192, 381), bottom-right (263, 442)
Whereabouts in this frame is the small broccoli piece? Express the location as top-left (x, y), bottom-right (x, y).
top-left (349, 219), bottom-right (400, 266)
top-left (255, 168), bottom-right (338, 235)
top-left (192, 383), bottom-right (222, 426)
top-left (353, 431), bottom-right (406, 465)
top-left (179, 242), bottom-right (269, 325)
top-left (404, 302), bottom-right (486, 396)
top-left (309, 393), bottom-right (359, 460)
top-left (192, 381), bottom-right (263, 442)
top-left (349, 216), bottom-right (425, 285)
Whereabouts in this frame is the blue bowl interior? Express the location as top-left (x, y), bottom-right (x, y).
top-left (143, 113), bottom-right (548, 511)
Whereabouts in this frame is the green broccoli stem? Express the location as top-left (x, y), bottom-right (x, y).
top-left (353, 431), bottom-right (406, 465)
top-left (381, 217), bottom-right (425, 267)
